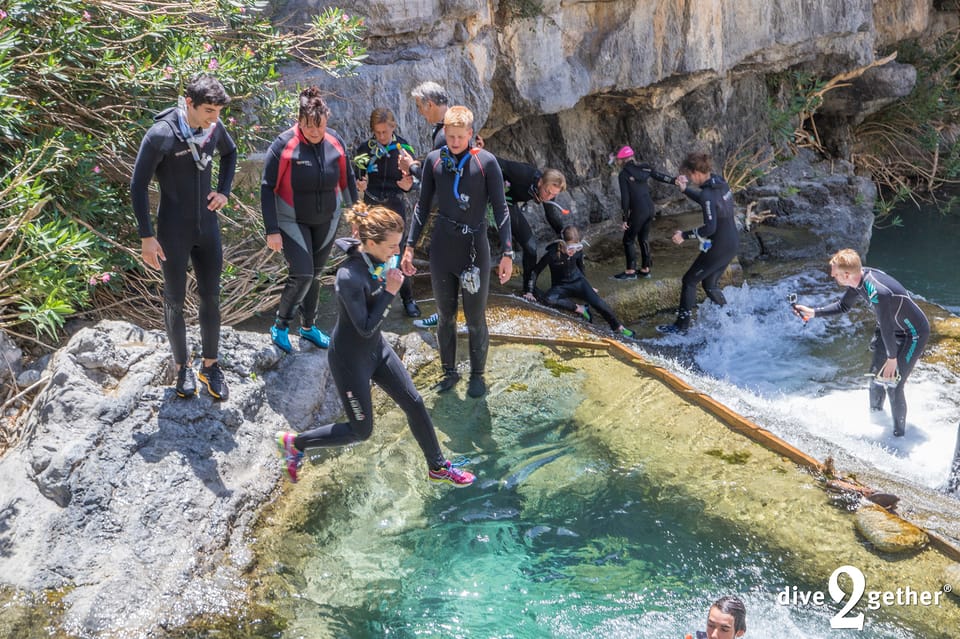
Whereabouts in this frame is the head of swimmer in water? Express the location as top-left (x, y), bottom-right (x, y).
top-left (705, 595), bottom-right (746, 639)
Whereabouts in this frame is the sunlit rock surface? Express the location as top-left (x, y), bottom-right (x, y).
top-left (855, 503), bottom-right (930, 553)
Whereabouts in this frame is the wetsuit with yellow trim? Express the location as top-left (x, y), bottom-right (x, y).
top-left (130, 105), bottom-right (237, 367)
top-left (407, 145), bottom-right (512, 381)
top-left (261, 124), bottom-right (357, 332)
top-left (813, 267), bottom-right (929, 436)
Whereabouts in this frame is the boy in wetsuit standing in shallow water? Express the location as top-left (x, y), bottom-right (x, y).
top-left (793, 248), bottom-right (929, 437)
top-left (400, 106), bottom-right (513, 398)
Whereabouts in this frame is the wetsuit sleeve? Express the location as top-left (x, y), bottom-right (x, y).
top-left (338, 268), bottom-right (395, 338)
top-left (527, 249), bottom-right (552, 292)
top-left (485, 154), bottom-right (513, 253)
top-left (338, 131), bottom-right (358, 204)
top-left (814, 287), bottom-right (859, 317)
top-left (259, 139), bottom-right (283, 235)
top-left (649, 169), bottom-right (675, 184)
top-left (575, 251), bottom-right (586, 276)
top-left (215, 127), bottom-right (238, 198)
top-left (682, 187), bottom-right (716, 239)
top-left (408, 154), bottom-right (435, 247)
top-left (618, 170), bottom-right (630, 219)
top-left (130, 128), bottom-right (165, 238)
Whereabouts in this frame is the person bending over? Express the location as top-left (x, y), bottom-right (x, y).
top-left (275, 204), bottom-right (475, 487)
top-left (793, 248), bottom-right (929, 437)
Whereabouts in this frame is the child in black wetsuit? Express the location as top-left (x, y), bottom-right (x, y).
top-left (527, 226), bottom-right (634, 338)
top-left (274, 204), bottom-right (475, 487)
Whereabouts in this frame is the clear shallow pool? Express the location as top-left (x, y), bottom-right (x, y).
top-left (255, 343), bottom-right (960, 639)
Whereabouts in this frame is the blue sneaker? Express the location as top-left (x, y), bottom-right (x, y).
top-left (413, 312), bottom-right (439, 328)
top-left (270, 324), bottom-right (292, 353)
top-left (299, 326), bottom-right (330, 349)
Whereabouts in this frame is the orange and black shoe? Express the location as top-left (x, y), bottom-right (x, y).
top-left (198, 361), bottom-right (229, 401)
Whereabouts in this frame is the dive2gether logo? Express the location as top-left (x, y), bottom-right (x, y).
top-left (776, 565), bottom-right (949, 630)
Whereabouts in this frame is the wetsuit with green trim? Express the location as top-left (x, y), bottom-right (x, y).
top-left (676, 174), bottom-right (738, 327)
top-left (292, 238), bottom-right (446, 469)
top-left (528, 240), bottom-right (625, 330)
top-left (130, 106), bottom-right (237, 366)
top-left (498, 157), bottom-right (568, 294)
top-left (407, 145), bottom-right (512, 379)
top-left (261, 124), bottom-right (357, 331)
top-left (813, 267), bottom-right (929, 435)
top-left (618, 159), bottom-right (675, 272)
top-left (353, 134), bottom-right (416, 306)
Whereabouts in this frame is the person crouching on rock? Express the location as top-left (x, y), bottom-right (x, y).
top-left (527, 225), bottom-right (634, 338)
top-left (274, 204), bottom-right (475, 487)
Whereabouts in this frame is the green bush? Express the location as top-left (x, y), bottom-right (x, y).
top-left (0, 0), bottom-right (365, 346)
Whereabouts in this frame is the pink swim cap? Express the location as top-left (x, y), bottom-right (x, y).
top-left (616, 146), bottom-right (634, 160)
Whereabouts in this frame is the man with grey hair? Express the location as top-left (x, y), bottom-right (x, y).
top-left (399, 81), bottom-right (451, 177)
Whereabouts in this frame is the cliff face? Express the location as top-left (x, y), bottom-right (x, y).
top-left (275, 0), bottom-right (949, 229)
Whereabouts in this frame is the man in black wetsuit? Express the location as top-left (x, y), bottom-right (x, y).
top-left (794, 249), bottom-right (930, 437)
top-left (400, 106), bottom-right (513, 398)
top-left (497, 157), bottom-right (568, 297)
top-left (657, 152), bottom-right (738, 334)
top-left (398, 81), bottom-right (450, 179)
top-left (612, 145), bottom-right (676, 280)
top-left (130, 74), bottom-right (236, 400)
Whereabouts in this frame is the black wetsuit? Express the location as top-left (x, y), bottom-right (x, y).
top-left (618, 160), bottom-right (674, 272)
top-left (408, 122), bottom-right (446, 179)
top-left (499, 158), bottom-right (567, 293)
top-left (354, 134), bottom-right (416, 305)
top-left (677, 174), bottom-right (738, 324)
top-left (528, 241), bottom-right (624, 330)
top-left (130, 106), bottom-right (237, 365)
top-left (261, 125), bottom-right (357, 329)
top-left (813, 267), bottom-right (929, 433)
top-left (293, 238), bottom-right (445, 468)
top-left (408, 146), bottom-right (512, 377)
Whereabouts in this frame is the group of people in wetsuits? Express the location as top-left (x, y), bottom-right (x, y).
top-left (131, 74), bottom-right (929, 497)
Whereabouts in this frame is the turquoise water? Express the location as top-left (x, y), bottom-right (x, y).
top-left (261, 345), bottom-right (956, 639)
top-left (867, 191), bottom-right (960, 313)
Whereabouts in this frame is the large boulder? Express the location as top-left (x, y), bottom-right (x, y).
top-left (855, 503), bottom-right (929, 553)
top-left (0, 320), bottom-right (344, 637)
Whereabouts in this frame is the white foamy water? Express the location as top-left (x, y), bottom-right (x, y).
top-left (642, 274), bottom-right (960, 492)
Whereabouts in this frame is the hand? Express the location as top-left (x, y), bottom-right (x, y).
top-left (793, 304), bottom-right (815, 321)
top-left (396, 172), bottom-right (414, 191)
top-left (398, 148), bottom-right (415, 173)
top-left (671, 230), bottom-right (684, 245)
top-left (497, 255), bottom-right (513, 285)
top-left (400, 246), bottom-right (417, 276)
top-left (384, 267), bottom-right (404, 295)
top-left (676, 175), bottom-right (689, 190)
top-left (474, 134), bottom-right (484, 149)
top-left (356, 174), bottom-right (368, 193)
top-left (141, 237), bottom-right (166, 270)
top-left (522, 292), bottom-right (536, 302)
top-left (879, 358), bottom-right (899, 381)
top-left (621, 221), bottom-right (629, 231)
top-left (266, 233), bottom-right (283, 252)
top-left (207, 191), bottom-right (228, 211)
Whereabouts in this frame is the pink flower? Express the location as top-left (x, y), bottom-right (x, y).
top-left (227, 117), bottom-right (236, 125)
top-left (0, 9), bottom-right (8, 19)
top-left (208, 58), bottom-right (219, 70)
top-left (204, 43), bottom-right (212, 52)
top-left (342, 14), bottom-right (349, 21)
top-left (163, 66), bottom-right (173, 79)
top-left (88, 276), bottom-right (98, 286)
top-left (92, 165), bottom-right (101, 174)
top-left (346, 46), bottom-right (353, 56)
top-left (101, 273), bottom-right (111, 283)
top-left (82, 10), bottom-right (91, 21)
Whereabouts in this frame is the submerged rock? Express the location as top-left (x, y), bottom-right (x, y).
top-left (855, 503), bottom-right (929, 554)
top-left (0, 320), bottom-right (344, 637)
